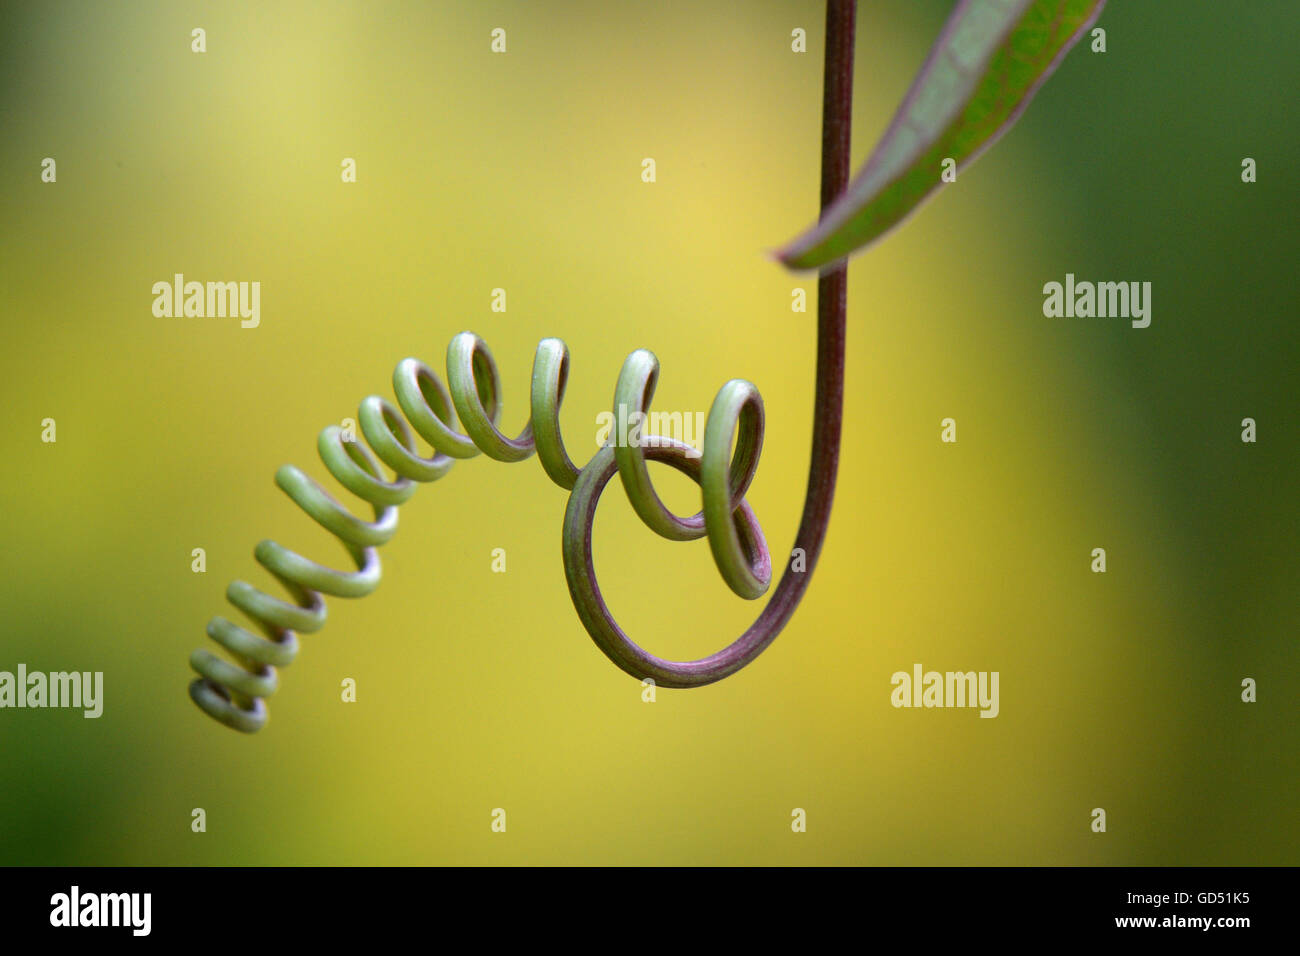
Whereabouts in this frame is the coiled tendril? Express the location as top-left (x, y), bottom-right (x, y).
top-left (189, 333), bottom-right (774, 732)
top-left (190, 0), bottom-right (855, 733)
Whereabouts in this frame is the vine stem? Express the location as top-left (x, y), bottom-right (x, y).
top-left (559, 0), bottom-right (856, 684)
top-left (194, 5), bottom-right (857, 730)
top-left (744, 0), bottom-right (855, 649)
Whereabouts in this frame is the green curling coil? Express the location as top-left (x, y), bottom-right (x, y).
top-left (189, 331), bottom-right (772, 732)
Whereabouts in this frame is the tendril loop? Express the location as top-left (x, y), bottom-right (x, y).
top-left (190, 0), bottom-right (853, 735)
top-left (189, 332), bottom-right (775, 731)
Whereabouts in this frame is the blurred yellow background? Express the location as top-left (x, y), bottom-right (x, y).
top-left (1, 0), bottom-right (1295, 864)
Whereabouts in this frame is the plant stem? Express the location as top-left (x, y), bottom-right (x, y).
top-left (805, 0), bottom-right (854, 576)
top-left (556, 0), bottom-right (852, 686)
top-left (739, 0), bottom-right (855, 655)
top-left (560, 0), bottom-right (855, 684)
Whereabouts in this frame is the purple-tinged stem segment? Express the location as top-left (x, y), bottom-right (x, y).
top-left (560, 0), bottom-right (856, 684)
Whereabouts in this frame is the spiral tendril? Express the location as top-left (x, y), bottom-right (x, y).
top-left (188, 331), bottom-right (772, 732)
top-left (190, 0), bottom-right (854, 735)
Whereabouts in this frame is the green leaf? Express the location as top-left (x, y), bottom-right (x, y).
top-left (775, 0), bottom-right (1106, 272)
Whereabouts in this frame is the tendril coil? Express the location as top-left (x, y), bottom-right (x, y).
top-left (189, 331), bottom-right (773, 732)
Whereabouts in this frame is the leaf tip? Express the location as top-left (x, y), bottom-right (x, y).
top-left (769, 239), bottom-right (818, 274)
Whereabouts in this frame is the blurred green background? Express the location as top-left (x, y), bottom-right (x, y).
top-left (1, 0), bottom-right (1295, 865)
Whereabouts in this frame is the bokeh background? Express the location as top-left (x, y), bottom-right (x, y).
top-left (1, 0), bottom-right (1295, 865)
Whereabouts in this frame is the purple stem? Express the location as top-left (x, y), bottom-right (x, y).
top-left (724, 0), bottom-right (855, 664)
top-left (559, 0), bottom-right (856, 684)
